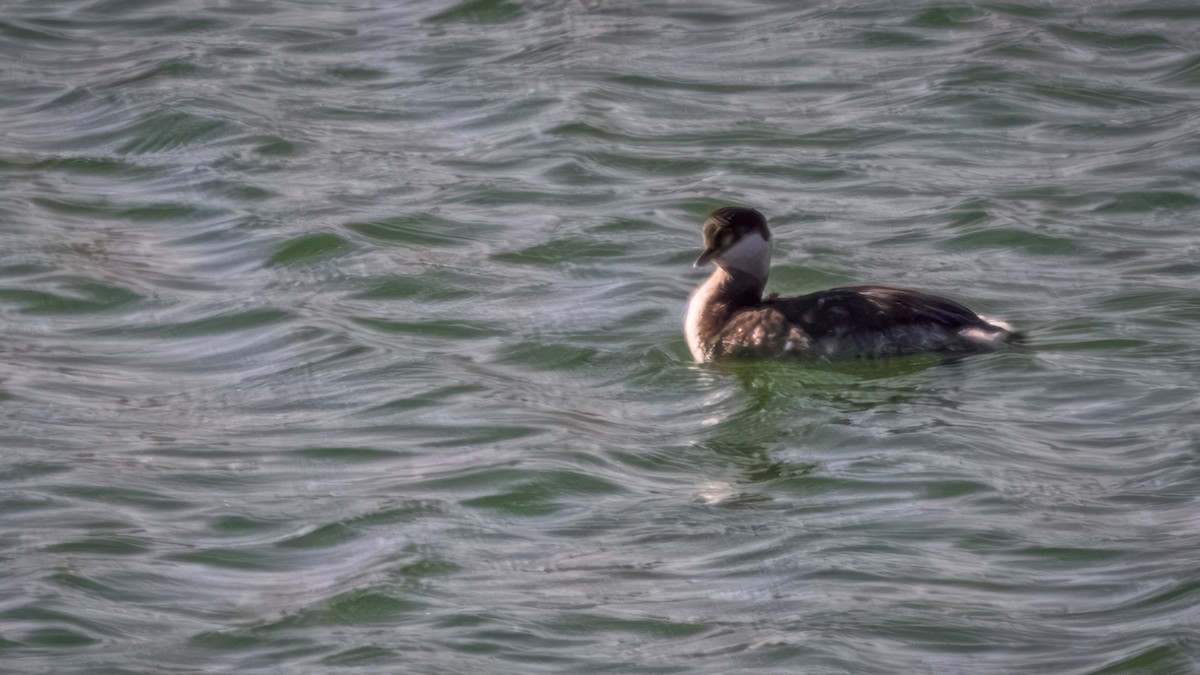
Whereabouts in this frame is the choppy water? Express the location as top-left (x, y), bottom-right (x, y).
top-left (3, 0), bottom-right (1200, 672)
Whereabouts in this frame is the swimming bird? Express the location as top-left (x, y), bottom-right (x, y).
top-left (684, 206), bottom-right (1020, 362)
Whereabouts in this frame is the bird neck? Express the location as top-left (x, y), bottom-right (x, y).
top-left (685, 267), bottom-right (766, 361)
top-left (707, 266), bottom-right (766, 308)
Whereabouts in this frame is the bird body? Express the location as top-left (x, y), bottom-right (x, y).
top-left (685, 207), bottom-right (1019, 363)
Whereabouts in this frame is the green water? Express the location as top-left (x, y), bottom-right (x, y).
top-left (3, 0), bottom-right (1199, 672)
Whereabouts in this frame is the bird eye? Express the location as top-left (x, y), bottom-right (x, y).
top-left (719, 231), bottom-right (733, 249)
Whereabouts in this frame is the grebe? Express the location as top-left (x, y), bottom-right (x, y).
top-left (684, 207), bottom-right (1020, 362)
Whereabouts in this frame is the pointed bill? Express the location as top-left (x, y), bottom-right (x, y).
top-left (694, 248), bottom-right (717, 267)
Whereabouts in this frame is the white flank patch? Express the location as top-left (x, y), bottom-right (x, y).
top-left (959, 326), bottom-right (1000, 344)
top-left (960, 314), bottom-right (1016, 345)
top-left (978, 314), bottom-right (1014, 332)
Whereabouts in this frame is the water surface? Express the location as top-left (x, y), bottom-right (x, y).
top-left (2, 0), bottom-right (1200, 672)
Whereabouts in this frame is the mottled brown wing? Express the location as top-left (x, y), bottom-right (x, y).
top-left (709, 306), bottom-right (812, 360)
top-left (768, 285), bottom-right (987, 338)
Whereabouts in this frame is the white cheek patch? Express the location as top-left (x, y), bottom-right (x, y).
top-left (716, 232), bottom-right (771, 280)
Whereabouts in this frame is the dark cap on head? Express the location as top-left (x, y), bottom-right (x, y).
top-left (695, 207), bottom-right (770, 267)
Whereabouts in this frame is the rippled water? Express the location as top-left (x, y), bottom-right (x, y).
top-left (3, 0), bottom-right (1200, 671)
